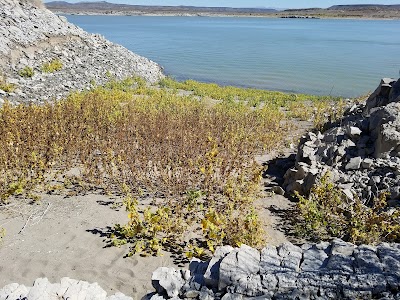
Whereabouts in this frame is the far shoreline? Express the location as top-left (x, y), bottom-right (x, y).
top-left (50, 10), bottom-right (399, 21)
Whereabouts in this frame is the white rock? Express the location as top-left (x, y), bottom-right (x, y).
top-left (152, 267), bottom-right (185, 298)
top-left (345, 157), bottom-right (362, 170)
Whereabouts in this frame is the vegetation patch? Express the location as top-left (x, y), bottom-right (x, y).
top-left (0, 77), bottom-right (344, 257)
top-left (41, 59), bottom-right (63, 73)
top-left (295, 173), bottom-right (400, 244)
top-left (0, 82), bottom-right (15, 93)
top-left (160, 77), bottom-right (344, 129)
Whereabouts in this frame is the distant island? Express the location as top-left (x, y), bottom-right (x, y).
top-left (45, 1), bottom-right (400, 19)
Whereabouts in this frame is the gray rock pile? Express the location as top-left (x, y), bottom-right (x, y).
top-left (284, 78), bottom-right (400, 205)
top-left (149, 239), bottom-right (400, 299)
top-left (0, 277), bottom-right (132, 300)
top-left (0, 0), bottom-right (164, 104)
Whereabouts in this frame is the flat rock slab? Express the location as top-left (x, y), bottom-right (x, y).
top-left (150, 240), bottom-right (400, 299)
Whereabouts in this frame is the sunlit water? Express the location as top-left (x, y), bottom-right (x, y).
top-left (65, 15), bottom-right (400, 97)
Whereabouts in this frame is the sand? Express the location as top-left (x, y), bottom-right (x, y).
top-left (0, 194), bottom-right (181, 299)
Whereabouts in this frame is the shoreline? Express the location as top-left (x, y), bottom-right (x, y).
top-left (48, 10), bottom-right (400, 20)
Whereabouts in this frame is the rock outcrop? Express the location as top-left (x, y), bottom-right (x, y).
top-left (149, 240), bottom-right (400, 299)
top-left (0, 0), bottom-right (164, 104)
top-left (284, 78), bottom-right (400, 205)
top-left (0, 277), bottom-right (133, 300)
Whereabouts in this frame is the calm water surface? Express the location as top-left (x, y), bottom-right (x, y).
top-left (66, 15), bottom-right (400, 97)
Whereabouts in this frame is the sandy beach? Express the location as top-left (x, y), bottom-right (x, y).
top-left (0, 187), bottom-right (293, 298)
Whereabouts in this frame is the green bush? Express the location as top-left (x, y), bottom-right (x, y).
top-left (18, 66), bottom-right (34, 78)
top-left (41, 59), bottom-right (63, 73)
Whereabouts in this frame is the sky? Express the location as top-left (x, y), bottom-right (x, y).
top-left (62, 0), bottom-right (400, 9)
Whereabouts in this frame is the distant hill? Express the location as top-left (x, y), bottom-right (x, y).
top-left (281, 4), bottom-right (400, 19)
top-left (45, 1), bottom-right (277, 14)
top-left (328, 4), bottom-right (400, 10)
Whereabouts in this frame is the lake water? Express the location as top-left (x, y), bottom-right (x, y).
top-left (65, 15), bottom-right (400, 97)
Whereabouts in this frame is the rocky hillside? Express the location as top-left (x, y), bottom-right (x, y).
top-left (284, 78), bottom-right (400, 205)
top-left (0, 0), bottom-right (164, 104)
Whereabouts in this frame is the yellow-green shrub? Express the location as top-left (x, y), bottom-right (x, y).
top-left (296, 173), bottom-right (400, 244)
top-left (41, 59), bottom-right (63, 73)
top-left (0, 83), bottom-right (15, 93)
top-left (18, 66), bottom-right (34, 78)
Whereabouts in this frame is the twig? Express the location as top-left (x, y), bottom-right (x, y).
top-left (32, 202), bottom-right (51, 225)
top-left (18, 211), bottom-right (34, 234)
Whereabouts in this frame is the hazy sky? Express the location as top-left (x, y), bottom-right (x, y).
top-left (63, 0), bottom-right (400, 9)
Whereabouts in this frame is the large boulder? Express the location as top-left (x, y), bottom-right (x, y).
top-left (365, 78), bottom-right (397, 112)
top-left (369, 102), bottom-right (400, 158)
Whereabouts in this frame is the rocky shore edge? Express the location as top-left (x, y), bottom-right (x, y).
top-left (284, 77), bottom-right (400, 205)
top-left (148, 239), bottom-right (400, 300)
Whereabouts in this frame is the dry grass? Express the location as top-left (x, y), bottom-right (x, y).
top-left (0, 77), bottom-right (345, 256)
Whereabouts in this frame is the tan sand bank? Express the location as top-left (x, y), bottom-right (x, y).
top-left (0, 194), bottom-right (181, 299)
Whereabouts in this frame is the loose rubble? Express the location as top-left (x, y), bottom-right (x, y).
top-left (0, 277), bottom-right (133, 300)
top-left (284, 78), bottom-right (400, 206)
top-left (0, 0), bottom-right (164, 104)
top-left (149, 240), bottom-right (400, 299)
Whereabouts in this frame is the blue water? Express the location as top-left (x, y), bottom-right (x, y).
top-left (65, 15), bottom-right (400, 97)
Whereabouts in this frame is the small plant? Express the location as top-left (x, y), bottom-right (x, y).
top-left (0, 73), bottom-right (16, 93)
top-left (105, 70), bottom-right (112, 78)
top-left (18, 66), bottom-right (34, 78)
top-left (41, 59), bottom-right (63, 73)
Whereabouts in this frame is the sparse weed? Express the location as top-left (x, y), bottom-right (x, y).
top-left (41, 59), bottom-right (63, 73)
top-left (160, 77), bottom-right (340, 108)
top-left (286, 97), bottom-right (346, 129)
top-left (296, 173), bottom-right (400, 244)
top-left (0, 80), bottom-right (15, 93)
top-left (18, 66), bottom-right (34, 78)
